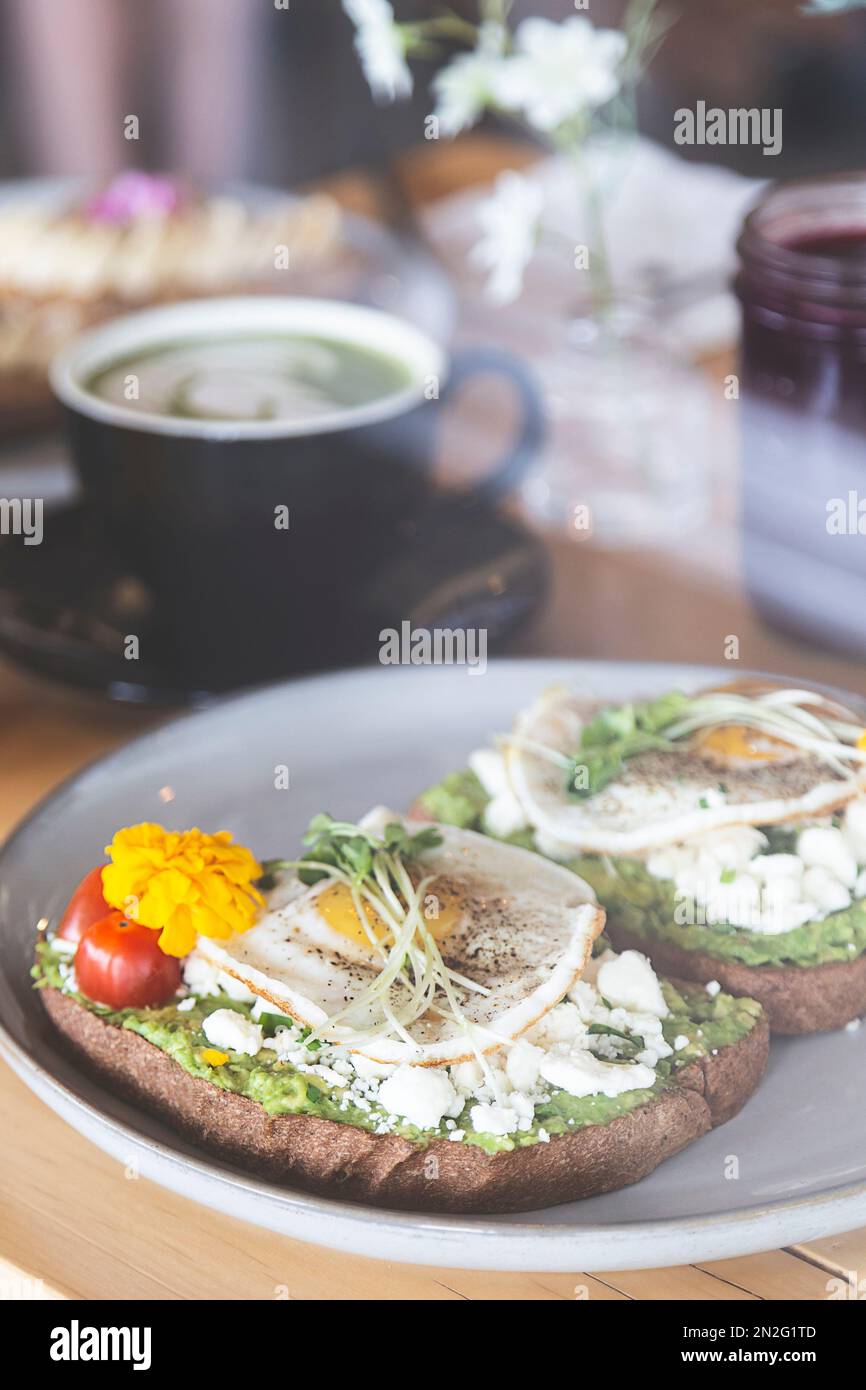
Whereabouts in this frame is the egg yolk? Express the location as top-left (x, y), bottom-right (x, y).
top-left (316, 880), bottom-right (462, 949)
top-left (699, 725), bottom-right (790, 762)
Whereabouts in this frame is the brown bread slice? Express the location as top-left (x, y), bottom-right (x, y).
top-left (40, 985), bottom-right (768, 1215)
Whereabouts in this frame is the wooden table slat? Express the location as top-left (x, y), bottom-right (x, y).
top-left (597, 1264), bottom-right (758, 1301)
top-left (787, 1229), bottom-right (866, 1283)
top-left (695, 1250), bottom-right (836, 1301)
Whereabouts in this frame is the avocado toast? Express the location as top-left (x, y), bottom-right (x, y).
top-left (35, 938), bottom-right (766, 1214)
top-left (35, 810), bottom-right (767, 1215)
top-left (416, 682), bottom-right (866, 1035)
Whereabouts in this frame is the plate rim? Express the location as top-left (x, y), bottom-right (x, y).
top-left (3, 656), bottom-right (866, 1271)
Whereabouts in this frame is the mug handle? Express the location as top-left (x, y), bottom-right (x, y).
top-left (441, 348), bottom-right (544, 508)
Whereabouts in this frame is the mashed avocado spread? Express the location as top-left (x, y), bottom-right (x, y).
top-left (33, 938), bottom-right (758, 1155)
top-left (420, 770), bottom-right (866, 969)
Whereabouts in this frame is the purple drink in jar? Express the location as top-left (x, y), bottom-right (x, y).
top-left (736, 174), bottom-right (866, 654)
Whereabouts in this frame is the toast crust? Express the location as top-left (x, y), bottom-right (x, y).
top-left (40, 985), bottom-right (768, 1214)
top-left (606, 923), bottom-right (866, 1036)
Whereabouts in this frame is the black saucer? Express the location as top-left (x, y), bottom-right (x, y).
top-left (0, 500), bottom-right (548, 705)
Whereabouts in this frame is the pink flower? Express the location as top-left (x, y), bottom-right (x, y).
top-left (85, 172), bottom-right (183, 225)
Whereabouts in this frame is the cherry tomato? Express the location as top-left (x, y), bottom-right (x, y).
top-left (75, 911), bottom-right (182, 1009)
top-left (57, 866), bottom-right (110, 944)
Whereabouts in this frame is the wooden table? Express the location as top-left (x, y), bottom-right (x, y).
top-left (3, 137), bottom-right (866, 1301)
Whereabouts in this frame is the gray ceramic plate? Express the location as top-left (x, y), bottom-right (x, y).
top-left (1, 659), bottom-right (865, 1271)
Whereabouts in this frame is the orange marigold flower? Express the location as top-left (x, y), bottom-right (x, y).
top-left (101, 823), bottom-right (263, 957)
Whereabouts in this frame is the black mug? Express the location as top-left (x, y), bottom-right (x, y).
top-left (50, 297), bottom-right (542, 689)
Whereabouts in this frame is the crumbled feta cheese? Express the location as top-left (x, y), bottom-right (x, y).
top-left (451, 1059), bottom-right (484, 1095)
top-left (506, 1038), bottom-right (543, 1092)
top-left (756, 876), bottom-right (820, 934)
top-left (469, 1103), bottom-right (521, 1136)
top-left (845, 1017), bottom-right (862, 1033)
top-left (596, 950), bottom-right (668, 1018)
top-left (261, 1025), bottom-right (303, 1060)
top-left (297, 1063), bottom-right (348, 1089)
top-left (176, 996), bottom-right (196, 1013)
top-left (844, 799), bottom-right (866, 862)
top-left (673, 1034), bottom-right (689, 1051)
top-left (751, 853), bottom-right (804, 881)
top-left (448, 1129), bottom-right (465, 1142)
top-left (644, 813), bottom-right (866, 936)
top-left (530, 1001), bottom-right (586, 1047)
top-left (567, 978), bottom-right (599, 1019)
top-left (378, 1065), bottom-right (460, 1129)
top-left (694, 826), bottom-right (767, 870)
top-left (202, 1008), bottom-right (263, 1057)
top-left (801, 865), bottom-right (852, 915)
top-left (700, 871), bottom-right (762, 927)
top-left (539, 1051), bottom-right (656, 1099)
top-left (706, 980), bottom-right (721, 997)
top-left (797, 826), bottom-right (857, 888)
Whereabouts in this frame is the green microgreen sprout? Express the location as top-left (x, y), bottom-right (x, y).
top-left (261, 815), bottom-right (507, 1097)
top-left (562, 687), bottom-right (866, 802)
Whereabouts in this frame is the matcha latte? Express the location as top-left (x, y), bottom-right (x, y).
top-left (85, 334), bottom-right (413, 423)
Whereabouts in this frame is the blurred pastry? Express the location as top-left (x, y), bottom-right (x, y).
top-left (0, 171), bottom-right (341, 426)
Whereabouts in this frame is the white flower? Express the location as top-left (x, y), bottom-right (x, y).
top-left (343, 0), bottom-right (412, 103)
top-left (471, 170), bottom-right (543, 305)
top-left (494, 16), bottom-right (626, 133)
top-left (432, 21), bottom-right (506, 137)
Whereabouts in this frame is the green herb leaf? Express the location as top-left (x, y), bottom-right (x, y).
top-left (294, 813), bottom-right (443, 888)
top-left (636, 690), bottom-right (690, 734)
top-left (565, 691), bottom-right (692, 800)
top-left (257, 1011), bottom-right (293, 1037)
top-left (588, 1021), bottom-right (646, 1051)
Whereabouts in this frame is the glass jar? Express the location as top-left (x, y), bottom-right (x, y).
top-left (736, 173), bottom-right (866, 655)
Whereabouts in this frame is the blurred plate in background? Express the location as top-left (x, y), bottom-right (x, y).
top-left (0, 175), bottom-right (456, 434)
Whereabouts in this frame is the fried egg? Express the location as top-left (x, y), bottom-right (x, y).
top-left (504, 685), bottom-right (866, 857)
top-left (192, 807), bottom-right (604, 1066)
